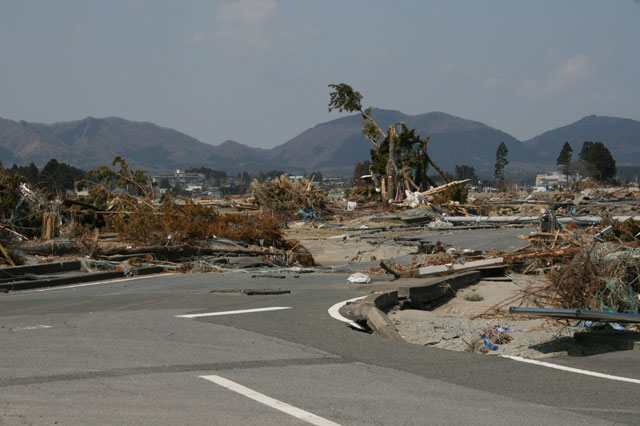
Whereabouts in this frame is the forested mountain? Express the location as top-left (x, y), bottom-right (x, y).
top-left (1, 112), bottom-right (638, 178)
top-left (524, 115), bottom-right (640, 166)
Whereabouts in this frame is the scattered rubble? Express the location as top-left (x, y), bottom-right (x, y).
top-left (0, 160), bottom-right (317, 275)
top-left (2, 157), bottom-right (640, 359)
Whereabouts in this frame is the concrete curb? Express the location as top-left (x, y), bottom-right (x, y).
top-left (341, 271), bottom-right (482, 340)
top-left (0, 266), bottom-right (165, 292)
top-left (0, 260), bottom-right (81, 278)
top-left (399, 271), bottom-right (481, 309)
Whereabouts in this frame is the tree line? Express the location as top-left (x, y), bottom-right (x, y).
top-left (556, 141), bottom-right (616, 184)
top-left (3, 159), bottom-right (86, 195)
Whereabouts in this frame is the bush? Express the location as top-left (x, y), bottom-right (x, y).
top-left (434, 184), bottom-right (468, 204)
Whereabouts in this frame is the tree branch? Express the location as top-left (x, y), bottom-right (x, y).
top-left (361, 109), bottom-right (387, 143)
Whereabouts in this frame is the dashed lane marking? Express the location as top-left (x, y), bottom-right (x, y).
top-left (176, 306), bottom-right (291, 318)
top-left (200, 375), bottom-right (341, 426)
top-left (502, 355), bottom-right (640, 384)
top-left (17, 274), bottom-right (175, 293)
top-left (10, 325), bottom-right (52, 331)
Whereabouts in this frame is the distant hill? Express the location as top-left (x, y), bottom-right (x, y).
top-left (1, 112), bottom-right (638, 178)
top-left (208, 140), bottom-right (271, 172)
top-left (524, 115), bottom-right (640, 166)
top-left (0, 116), bottom-right (247, 173)
top-left (266, 109), bottom-right (536, 177)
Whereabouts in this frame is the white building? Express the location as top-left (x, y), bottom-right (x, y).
top-left (535, 172), bottom-right (565, 188)
top-left (152, 170), bottom-right (205, 188)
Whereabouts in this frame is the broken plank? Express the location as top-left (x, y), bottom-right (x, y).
top-left (421, 179), bottom-right (470, 197)
top-left (400, 257), bottom-right (505, 278)
top-left (504, 247), bottom-right (580, 263)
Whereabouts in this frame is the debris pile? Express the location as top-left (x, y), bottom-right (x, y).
top-left (547, 243), bottom-right (639, 313)
top-left (0, 159), bottom-right (317, 275)
top-left (250, 175), bottom-right (328, 221)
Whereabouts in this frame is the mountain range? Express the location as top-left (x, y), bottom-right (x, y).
top-left (1, 111), bottom-right (639, 178)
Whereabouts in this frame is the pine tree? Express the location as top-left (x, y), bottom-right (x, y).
top-left (494, 142), bottom-right (509, 190)
top-left (579, 141), bottom-right (616, 183)
top-left (455, 164), bottom-right (478, 184)
top-left (556, 141), bottom-right (573, 185)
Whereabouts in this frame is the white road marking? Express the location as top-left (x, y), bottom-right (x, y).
top-left (176, 306), bottom-right (291, 318)
top-left (200, 375), bottom-right (341, 426)
top-left (327, 296), bottom-right (367, 330)
top-left (18, 273), bottom-right (175, 293)
top-left (502, 355), bottom-right (640, 384)
top-left (11, 325), bottom-right (52, 331)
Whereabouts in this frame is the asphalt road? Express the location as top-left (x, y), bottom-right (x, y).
top-left (1, 271), bottom-right (639, 425)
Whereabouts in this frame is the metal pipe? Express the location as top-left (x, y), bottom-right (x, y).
top-left (443, 215), bottom-right (640, 225)
top-left (509, 307), bottom-right (640, 323)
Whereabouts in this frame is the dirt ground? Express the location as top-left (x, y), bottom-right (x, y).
top-left (387, 275), bottom-right (579, 358)
top-left (286, 219), bottom-right (417, 266)
top-left (286, 214), bottom-right (639, 359)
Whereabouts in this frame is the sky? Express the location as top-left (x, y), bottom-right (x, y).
top-left (0, 0), bottom-right (639, 148)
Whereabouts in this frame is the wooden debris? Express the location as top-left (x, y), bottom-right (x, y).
top-left (504, 247), bottom-right (580, 263)
top-left (0, 241), bottom-right (16, 266)
top-left (379, 260), bottom-right (401, 279)
top-left (400, 257), bottom-right (505, 278)
top-left (421, 179), bottom-right (470, 198)
top-left (41, 212), bottom-right (56, 241)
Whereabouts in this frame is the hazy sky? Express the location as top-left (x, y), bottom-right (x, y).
top-left (1, 1), bottom-right (639, 148)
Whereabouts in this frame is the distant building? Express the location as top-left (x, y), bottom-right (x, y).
top-left (152, 169), bottom-right (205, 188)
top-left (535, 171), bottom-right (580, 189)
top-left (536, 172), bottom-right (564, 189)
top-left (207, 187), bottom-right (222, 199)
top-left (74, 181), bottom-right (89, 197)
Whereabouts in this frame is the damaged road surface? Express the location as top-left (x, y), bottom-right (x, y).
top-left (1, 270), bottom-right (639, 425)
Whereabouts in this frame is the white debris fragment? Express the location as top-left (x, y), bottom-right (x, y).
top-left (404, 190), bottom-right (426, 208)
top-left (347, 272), bottom-right (371, 284)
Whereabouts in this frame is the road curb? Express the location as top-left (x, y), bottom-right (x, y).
top-left (341, 271), bottom-right (482, 340)
top-left (0, 260), bottom-right (81, 278)
top-left (0, 266), bottom-right (166, 292)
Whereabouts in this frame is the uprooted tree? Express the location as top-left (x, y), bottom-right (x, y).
top-left (328, 83), bottom-right (449, 204)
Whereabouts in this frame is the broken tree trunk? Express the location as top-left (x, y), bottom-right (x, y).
top-left (41, 213), bottom-right (56, 241)
top-left (97, 244), bottom-right (279, 258)
top-left (379, 260), bottom-right (401, 279)
top-left (422, 179), bottom-right (470, 197)
top-left (0, 241), bottom-right (16, 266)
top-left (403, 170), bottom-right (421, 192)
top-left (19, 240), bottom-right (82, 256)
top-left (426, 156), bottom-right (450, 184)
top-left (380, 179), bottom-right (388, 205)
top-left (385, 125), bottom-right (399, 203)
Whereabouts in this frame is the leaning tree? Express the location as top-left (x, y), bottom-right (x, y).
top-left (328, 83), bottom-right (448, 203)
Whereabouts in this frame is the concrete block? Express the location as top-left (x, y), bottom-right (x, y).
top-left (398, 271), bottom-right (481, 306)
top-left (372, 290), bottom-right (398, 310)
top-left (364, 306), bottom-right (404, 342)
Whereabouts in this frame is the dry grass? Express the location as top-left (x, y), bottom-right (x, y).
top-left (114, 202), bottom-right (285, 247)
